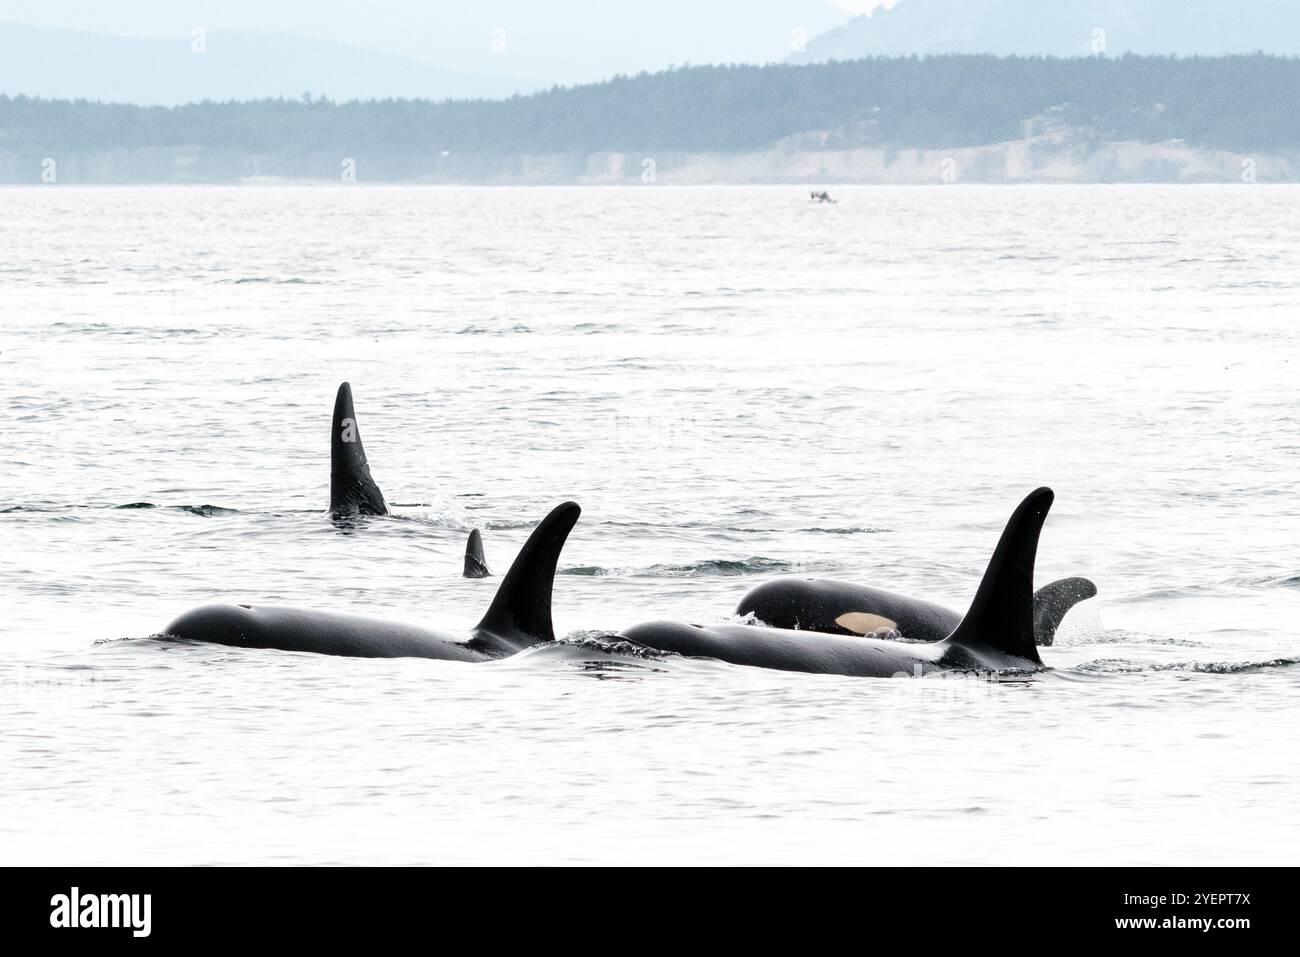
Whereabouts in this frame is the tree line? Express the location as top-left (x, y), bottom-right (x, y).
top-left (2, 54), bottom-right (1297, 155)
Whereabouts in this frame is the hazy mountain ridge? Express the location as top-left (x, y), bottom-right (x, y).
top-left (799, 0), bottom-right (1300, 60)
top-left (0, 2), bottom-right (851, 99)
top-left (0, 23), bottom-right (544, 104)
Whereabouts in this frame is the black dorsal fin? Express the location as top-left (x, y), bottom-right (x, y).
top-left (945, 488), bottom-right (1053, 665)
top-left (1032, 577), bottom-right (1097, 646)
top-left (330, 382), bottom-right (388, 517)
top-left (473, 502), bottom-right (580, 648)
top-left (464, 528), bottom-right (492, 578)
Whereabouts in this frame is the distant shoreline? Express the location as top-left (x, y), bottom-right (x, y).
top-left (5, 180), bottom-right (1299, 188)
top-left (3, 137), bottom-right (1296, 186)
top-left (4, 54), bottom-right (1298, 185)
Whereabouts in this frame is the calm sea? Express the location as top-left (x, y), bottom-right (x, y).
top-left (1, 185), bottom-right (1297, 864)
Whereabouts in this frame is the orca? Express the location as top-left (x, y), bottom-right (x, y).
top-left (617, 489), bottom-right (1056, 678)
top-left (464, 528), bottom-right (492, 578)
top-left (736, 575), bottom-right (1096, 647)
top-left (330, 381), bottom-right (388, 518)
top-left (330, 382), bottom-right (496, 577)
top-left (164, 502), bottom-right (580, 660)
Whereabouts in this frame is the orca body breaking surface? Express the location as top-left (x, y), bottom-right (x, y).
top-left (620, 489), bottom-right (1057, 679)
top-left (165, 502), bottom-right (580, 660)
top-left (736, 575), bottom-right (1095, 646)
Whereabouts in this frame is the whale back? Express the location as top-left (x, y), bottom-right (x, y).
top-left (330, 381), bottom-right (388, 518)
top-left (943, 488), bottom-right (1053, 666)
top-left (472, 502), bottom-right (581, 652)
top-left (463, 528), bottom-right (492, 578)
top-left (736, 578), bottom-right (960, 641)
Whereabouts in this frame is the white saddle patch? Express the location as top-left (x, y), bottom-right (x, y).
top-left (834, 612), bottom-right (898, 636)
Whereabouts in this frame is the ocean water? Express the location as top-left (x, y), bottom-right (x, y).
top-left (0, 184), bottom-right (1297, 865)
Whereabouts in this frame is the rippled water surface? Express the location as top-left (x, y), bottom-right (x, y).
top-left (1, 185), bottom-right (1298, 864)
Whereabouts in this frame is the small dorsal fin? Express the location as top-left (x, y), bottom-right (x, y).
top-left (945, 488), bottom-right (1053, 664)
top-left (473, 502), bottom-right (580, 649)
top-left (464, 528), bottom-right (492, 578)
top-left (330, 382), bottom-right (388, 517)
top-left (1032, 577), bottom-right (1097, 646)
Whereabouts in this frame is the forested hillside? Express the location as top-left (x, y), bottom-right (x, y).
top-left (3, 55), bottom-right (1297, 182)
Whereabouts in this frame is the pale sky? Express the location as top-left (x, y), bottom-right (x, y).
top-left (0, 1), bottom-right (869, 83)
top-left (831, 0), bottom-right (898, 12)
top-left (0, 2), bottom-right (868, 38)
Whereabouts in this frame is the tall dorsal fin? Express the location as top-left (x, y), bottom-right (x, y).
top-left (1032, 576), bottom-right (1097, 646)
top-left (944, 488), bottom-right (1053, 665)
top-left (330, 381), bottom-right (388, 517)
top-left (473, 502), bottom-right (580, 649)
top-left (464, 528), bottom-right (492, 578)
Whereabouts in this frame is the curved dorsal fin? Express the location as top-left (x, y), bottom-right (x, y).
top-left (330, 381), bottom-right (388, 517)
top-left (464, 528), bottom-right (492, 578)
top-left (473, 502), bottom-right (580, 649)
top-left (945, 488), bottom-right (1053, 664)
top-left (1032, 576), bottom-right (1097, 646)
